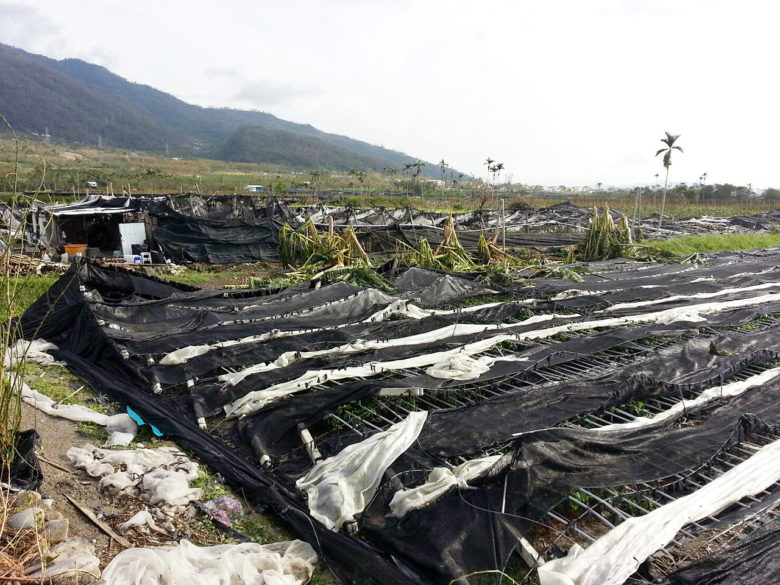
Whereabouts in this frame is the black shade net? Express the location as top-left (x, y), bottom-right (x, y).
top-left (17, 249), bottom-right (780, 584)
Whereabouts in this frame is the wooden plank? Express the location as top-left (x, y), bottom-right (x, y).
top-left (37, 454), bottom-right (74, 474)
top-left (65, 495), bottom-right (132, 548)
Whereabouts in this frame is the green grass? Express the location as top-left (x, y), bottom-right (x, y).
top-left (232, 514), bottom-right (295, 545)
top-left (191, 470), bottom-right (234, 500)
top-left (0, 275), bottom-right (59, 323)
top-left (19, 362), bottom-right (112, 411)
top-left (76, 421), bottom-right (108, 441)
top-left (163, 265), bottom-right (246, 285)
top-left (645, 233), bottom-right (780, 256)
top-left (161, 263), bottom-right (285, 289)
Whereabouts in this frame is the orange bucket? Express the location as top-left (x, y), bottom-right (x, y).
top-left (64, 244), bottom-right (88, 255)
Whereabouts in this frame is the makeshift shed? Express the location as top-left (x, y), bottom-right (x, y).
top-left (36, 195), bottom-right (148, 257)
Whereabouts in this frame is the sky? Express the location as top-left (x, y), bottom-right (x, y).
top-left (1, 0), bottom-right (779, 188)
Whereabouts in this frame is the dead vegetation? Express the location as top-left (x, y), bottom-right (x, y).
top-left (567, 205), bottom-right (637, 262)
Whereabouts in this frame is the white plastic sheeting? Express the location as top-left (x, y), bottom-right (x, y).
top-left (425, 355), bottom-right (495, 381)
top-left (3, 338), bottom-right (61, 367)
top-left (25, 539), bottom-right (101, 581)
top-left (160, 300), bottom-right (533, 366)
top-left (16, 377), bottom-right (138, 446)
top-left (389, 454), bottom-right (502, 517)
top-left (104, 414), bottom-right (139, 447)
top-left (22, 384), bottom-right (107, 425)
top-left (160, 293), bottom-right (409, 366)
top-left (225, 292), bottom-right (780, 417)
top-left (219, 315), bottom-right (555, 387)
top-left (67, 444), bottom-right (202, 517)
top-left (100, 539), bottom-right (317, 585)
top-left (537, 436), bottom-right (780, 585)
top-left (118, 510), bottom-right (166, 535)
top-left (604, 281), bottom-right (780, 313)
top-left (159, 298), bottom-right (526, 366)
top-left (595, 365), bottom-right (780, 432)
top-left (297, 411), bottom-right (428, 531)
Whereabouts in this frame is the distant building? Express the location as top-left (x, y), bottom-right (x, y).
top-left (243, 185), bottom-right (267, 192)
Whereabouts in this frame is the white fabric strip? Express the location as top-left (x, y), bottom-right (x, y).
top-left (158, 298), bottom-right (529, 366)
top-left (593, 366), bottom-right (780, 432)
top-left (218, 314), bottom-right (558, 387)
top-left (3, 338), bottom-right (61, 367)
top-left (389, 454), bottom-right (503, 517)
top-left (604, 281), bottom-right (780, 313)
top-left (296, 411), bottom-right (428, 531)
top-left (225, 291), bottom-right (780, 417)
top-left (12, 375), bottom-right (138, 446)
top-left (100, 539), bottom-right (317, 585)
top-left (537, 436), bottom-right (780, 585)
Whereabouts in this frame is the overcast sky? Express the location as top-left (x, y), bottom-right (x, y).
top-left (2, 0), bottom-right (778, 187)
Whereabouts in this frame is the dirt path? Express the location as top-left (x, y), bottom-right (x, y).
top-left (19, 403), bottom-right (339, 583)
top-left (20, 404), bottom-right (116, 565)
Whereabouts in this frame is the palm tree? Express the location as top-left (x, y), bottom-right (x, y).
top-left (484, 157), bottom-right (494, 185)
top-left (698, 172), bottom-right (707, 203)
top-left (348, 169), bottom-right (366, 191)
top-left (438, 159), bottom-right (448, 179)
top-left (310, 170), bottom-right (321, 197)
top-left (655, 132), bottom-right (683, 231)
top-left (494, 162), bottom-right (504, 184)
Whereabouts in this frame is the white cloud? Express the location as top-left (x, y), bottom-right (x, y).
top-left (0, 2), bottom-right (61, 49)
top-left (233, 80), bottom-right (318, 108)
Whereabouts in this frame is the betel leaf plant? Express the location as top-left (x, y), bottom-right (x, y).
top-left (655, 131), bottom-right (683, 232)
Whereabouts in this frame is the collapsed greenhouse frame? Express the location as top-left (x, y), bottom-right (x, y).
top-left (17, 249), bottom-right (780, 584)
top-left (16, 193), bottom-right (780, 266)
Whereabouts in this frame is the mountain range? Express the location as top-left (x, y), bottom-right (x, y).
top-left (0, 43), bottom-right (435, 174)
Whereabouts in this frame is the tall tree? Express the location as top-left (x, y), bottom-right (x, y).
top-left (655, 132), bottom-right (683, 231)
top-left (438, 159), bottom-right (448, 180)
top-left (484, 157), bottom-right (494, 185)
top-left (494, 162), bottom-right (504, 184)
top-left (698, 171), bottom-right (707, 203)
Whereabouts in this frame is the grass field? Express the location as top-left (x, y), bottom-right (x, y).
top-left (0, 275), bottom-right (58, 323)
top-left (1, 135), bottom-right (778, 221)
top-left (643, 232), bottom-right (780, 256)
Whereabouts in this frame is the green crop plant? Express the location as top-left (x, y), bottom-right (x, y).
top-left (569, 206), bottom-right (636, 262)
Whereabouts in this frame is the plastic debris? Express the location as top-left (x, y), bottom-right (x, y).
top-left (99, 539), bottom-right (317, 585)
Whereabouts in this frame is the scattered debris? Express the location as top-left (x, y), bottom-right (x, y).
top-left (65, 494), bottom-right (133, 548)
top-left (202, 496), bottom-right (244, 528)
top-left (24, 538), bottom-right (101, 581)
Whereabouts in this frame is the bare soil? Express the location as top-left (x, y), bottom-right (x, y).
top-left (20, 404), bottom-right (115, 565)
top-left (19, 403), bottom-right (339, 583)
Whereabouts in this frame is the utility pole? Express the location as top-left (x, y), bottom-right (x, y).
top-left (501, 198), bottom-right (506, 251)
